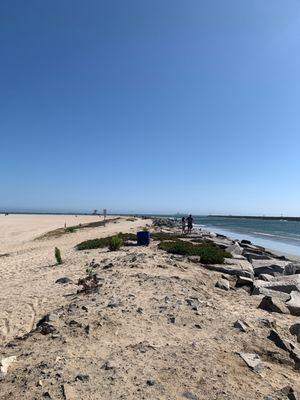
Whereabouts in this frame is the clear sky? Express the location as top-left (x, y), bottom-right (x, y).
top-left (1, 1), bottom-right (299, 215)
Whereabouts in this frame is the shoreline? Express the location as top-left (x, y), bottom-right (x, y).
top-left (195, 223), bottom-right (300, 259)
top-left (210, 215), bottom-right (300, 222)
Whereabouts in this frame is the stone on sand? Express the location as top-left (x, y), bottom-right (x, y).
top-left (258, 296), bottom-right (290, 314)
top-left (215, 278), bottom-right (230, 291)
top-left (239, 353), bottom-right (263, 372)
top-left (0, 356), bottom-right (17, 378)
top-left (286, 291), bottom-right (300, 316)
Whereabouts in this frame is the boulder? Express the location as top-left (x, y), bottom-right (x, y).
top-left (290, 323), bottom-right (300, 343)
top-left (284, 263), bottom-right (298, 276)
top-left (226, 242), bottom-right (243, 257)
top-left (240, 243), bottom-right (265, 251)
top-left (266, 386), bottom-right (300, 400)
top-left (203, 258), bottom-right (253, 278)
top-left (258, 296), bottom-right (290, 314)
top-left (268, 330), bottom-right (300, 370)
top-left (152, 218), bottom-right (176, 228)
top-left (252, 259), bottom-right (295, 277)
top-left (215, 279), bottom-right (230, 291)
top-left (286, 291), bottom-right (300, 316)
top-left (236, 275), bottom-right (254, 288)
top-left (244, 252), bottom-right (272, 263)
top-left (259, 274), bottom-right (275, 282)
top-left (238, 353), bottom-right (263, 372)
top-left (253, 275), bottom-right (300, 295)
top-left (241, 239), bottom-right (252, 245)
top-left (253, 286), bottom-right (291, 302)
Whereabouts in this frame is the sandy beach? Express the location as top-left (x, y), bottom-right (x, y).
top-left (1, 215), bottom-right (300, 399)
top-left (0, 214), bottom-right (150, 343)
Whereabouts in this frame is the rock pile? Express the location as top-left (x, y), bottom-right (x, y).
top-left (152, 218), bottom-right (177, 228)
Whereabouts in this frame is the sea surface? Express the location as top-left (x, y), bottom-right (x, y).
top-left (191, 216), bottom-right (300, 257)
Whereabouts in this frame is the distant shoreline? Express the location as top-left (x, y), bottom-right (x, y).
top-left (210, 215), bottom-right (300, 222)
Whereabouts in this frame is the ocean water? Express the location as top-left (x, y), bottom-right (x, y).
top-left (191, 216), bottom-right (300, 257)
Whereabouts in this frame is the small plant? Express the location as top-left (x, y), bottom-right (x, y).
top-left (55, 247), bottom-right (62, 264)
top-left (109, 235), bottom-right (123, 251)
top-left (66, 227), bottom-right (75, 233)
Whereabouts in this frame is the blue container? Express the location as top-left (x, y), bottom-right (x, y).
top-left (137, 231), bottom-right (151, 246)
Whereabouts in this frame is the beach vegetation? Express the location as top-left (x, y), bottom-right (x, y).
top-left (76, 232), bottom-right (136, 250)
top-left (55, 247), bottom-right (62, 264)
top-left (109, 235), bottom-right (123, 251)
top-left (36, 217), bottom-right (120, 240)
top-left (158, 240), bottom-right (230, 264)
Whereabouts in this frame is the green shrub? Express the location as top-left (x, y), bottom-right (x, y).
top-left (76, 237), bottom-right (111, 250)
top-left (158, 240), bottom-right (230, 264)
top-left (66, 227), bottom-right (75, 233)
top-left (76, 232), bottom-right (136, 251)
top-left (109, 235), bottom-right (123, 251)
top-left (55, 247), bottom-right (62, 264)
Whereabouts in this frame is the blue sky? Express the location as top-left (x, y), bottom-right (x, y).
top-left (1, 1), bottom-right (299, 215)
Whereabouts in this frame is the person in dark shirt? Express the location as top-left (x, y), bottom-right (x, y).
top-left (186, 214), bottom-right (194, 233)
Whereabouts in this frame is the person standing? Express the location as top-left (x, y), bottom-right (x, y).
top-left (181, 216), bottom-right (186, 233)
top-left (186, 214), bottom-right (194, 234)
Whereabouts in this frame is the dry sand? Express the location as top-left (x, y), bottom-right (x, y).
top-left (0, 215), bottom-right (299, 399)
top-left (0, 214), bottom-right (150, 343)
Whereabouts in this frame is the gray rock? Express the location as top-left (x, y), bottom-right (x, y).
top-left (63, 383), bottom-right (76, 400)
top-left (226, 242), bottom-right (243, 256)
top-left (75, 374), bottom-right (90, 382)
top-left (152, 218), bottom-right (176, 228)
top-left (266, 385), bottom-right (300, 400)
top-left (290, 323), bottom-right (300, 343)
top-left (284, 263), bottom-right (298, 276)
top-left (215, 278), bottom-right (230, 291)
top-left (38, 322), bottom-right (57, 335)
top-left (241, 239), bottom-right (252, 245)
top-left (233, 320), bottom-right (248, 332)
top-left (239, 352), bottom-right (263, 372)
top-left (258, 296), bottom-right (290, 314)
top-left (203, 258), bottom-right (253, 278)
top-left (46, 313), bottom-right (59, 322)
top-left (55, 277), bottom-right (73, 284)
top-left (259, 274), bottom-right (275, 282)
top-left (253, 286), bottom-right (291, 302)
top-left (286, 291), bottom-right (300, 316)
top-left (107, 298), bottom-right (122, 308)
top-left (268, 330), bottom-right (300, 370)
top-left (146, 379), bottom-right (155, 386)
top-left (244, 252), bottom-right (272, 263)
top-left (253, 275), bottom-right (300, 295)
top-left (236, 275), bottom-right (254, 287)
top-left (186, 297), bottom-right (201, 311)
top-left (0, 356), bottom-right (17, 378)
top-left (252, 259), bottom-right (294, 277)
